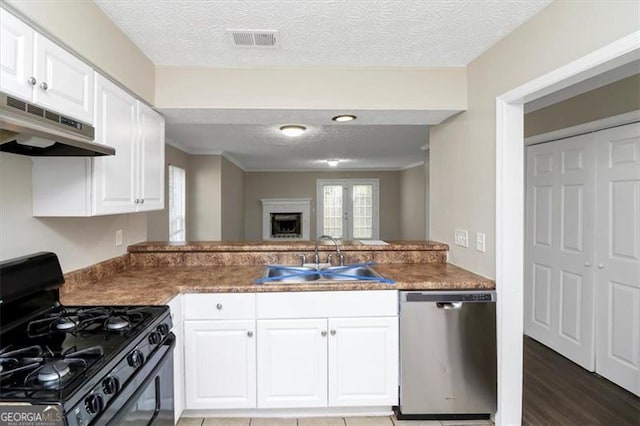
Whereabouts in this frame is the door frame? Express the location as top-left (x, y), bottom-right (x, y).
top-left (494, 31), bottom-right (639, 425)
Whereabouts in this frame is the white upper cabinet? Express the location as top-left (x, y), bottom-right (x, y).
top-left (32, 74), bottom-right (165, 216)
top-left (0, 7), bottom-right (94, 123)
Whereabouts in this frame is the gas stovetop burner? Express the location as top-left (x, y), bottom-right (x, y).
top-left (37, 360), bottom-right (71, 383)
top-left (105, 316), bottom-right (129, 331)
top-left (53, 317), bottom-right (77, 331)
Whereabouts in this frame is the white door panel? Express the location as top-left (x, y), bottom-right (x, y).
top-left (184, 320), bottom-right (256, 409)
top-left (257, 319), bottom-right (327, 408)
top-left (34, 34), bottom-right (93, 123)
top-left (0, 8), bottom-right (34, 101)
top-left (136, 102), bottom-right (165, 211)
top-left (525, 132), bottom-right (597, 370)
top-left (595, 122), bottom-right (640, 396)
top-left (93, 74), bottom-right (136, 215)
top-left (328, 317), bottom-right (398, 407)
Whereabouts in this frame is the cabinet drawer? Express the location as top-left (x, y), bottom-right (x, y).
top-left (184, 293), bottom-right (255, 320)
top-left (257, 290), bottom-right (397, 319)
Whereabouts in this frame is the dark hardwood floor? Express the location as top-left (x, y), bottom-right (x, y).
top-left (522, 336), bottom-right (640, 426)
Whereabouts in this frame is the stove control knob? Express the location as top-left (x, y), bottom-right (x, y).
top-left (157, 323), bottom-right (170, 336)
top-left (85, 394), bottom-right (104, 415)
top-left (127, 350), bottom-right (144, 368)
top-left (148, 331), bottom-right (161, 345)
top-left (102, 376), bottom-right (120, 395)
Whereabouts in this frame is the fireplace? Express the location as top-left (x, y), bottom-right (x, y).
top-left (270, 213), bottom-right (302, 238)
top-left (261, 198), bottom-right (311, 241)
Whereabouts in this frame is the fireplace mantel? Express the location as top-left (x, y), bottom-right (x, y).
top-left (260, 198), bottom-right (311, 241)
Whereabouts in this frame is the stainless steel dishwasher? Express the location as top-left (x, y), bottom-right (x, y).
top-left (397, 291), bottom-right (497, 420)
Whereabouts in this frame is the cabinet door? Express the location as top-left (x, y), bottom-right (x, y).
top-left (257, 319), bottom-right (327, 408)
top-left (33, 33), bottom-right (93, 123)
top-left (93, 74), bottom-right (137, 215)
top-left (172, 320), bottom-right (184, 422)
top-left (136, 102), bottom-right (165, 212)
top-left (0, 8), bottom-right (34, 101)
top-left (184, 320), bottom-right (256, 409)
top-left (328, 317), bottom-right (398, 407)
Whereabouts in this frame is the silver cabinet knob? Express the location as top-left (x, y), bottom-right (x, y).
top-left (330, 329), bottom-right (336, 336)
top-left (247, 331), bottom-right (253, 338)
top-left (216, 303), bottom-right (223, 310)
top-left (27, 76), bottom-right (37, 86)
top-left (141, 199), bottom-right (145, 204)
top-left (598, 263), bottom-right (605, 269)
top-left (321, 330), bottom-right (327, 337)
top-left (135, 199), bottom-right (140, 204)
top-left (40, 82), bottom-right (48, 91)
top-left (585, 262), bottom-right (591, 267)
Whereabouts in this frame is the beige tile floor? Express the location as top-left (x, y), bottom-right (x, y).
top-left (177, 416), bottom-right (492, 426)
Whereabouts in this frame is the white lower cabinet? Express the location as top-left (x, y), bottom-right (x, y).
top-left (181, 290), bottom-right (398, 413)
top-left (328, 317), bottom-right (399, 407)
top-left (257, 319), bottom-right (328, 408)
top-left (184, 320), bottom-right (257, 409)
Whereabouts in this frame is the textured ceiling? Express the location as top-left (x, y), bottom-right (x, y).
top-left (162, 109), bottom-right (449, 170)
top-left (166, 123), bottom-right (429, 171)
top-left (94, 0), bottom-right (551, 67)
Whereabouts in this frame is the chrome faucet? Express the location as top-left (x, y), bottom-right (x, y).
top-left (314, 235), bottom-right (344, 266)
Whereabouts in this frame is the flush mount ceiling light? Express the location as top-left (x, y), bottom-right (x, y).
top-left (326, 159), bottom-right (339, 167)
top-left (331, 114), bottom-right (357, 122)
top-left (279, 125), bottom-right (307, 137)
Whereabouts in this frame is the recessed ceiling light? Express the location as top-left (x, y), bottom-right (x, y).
top-left (279, 125), bottom-right (307, 137)
top-left (332, 114), bottom-right (357, 122)
top-left (327, 159), bottom-right (339, 167)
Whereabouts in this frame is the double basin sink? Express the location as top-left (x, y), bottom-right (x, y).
top-left (258, 263), bottom-right (393, 285)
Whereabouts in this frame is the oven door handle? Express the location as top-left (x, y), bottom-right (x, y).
top-left (94, 334), bottom-right (175, 426)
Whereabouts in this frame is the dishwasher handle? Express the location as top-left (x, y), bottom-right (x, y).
top-left (436, 302), bottom-right (463, 310)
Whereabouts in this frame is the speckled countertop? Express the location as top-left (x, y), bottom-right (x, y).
top-left (60, 263), bottom-right (495, 306)
top-left (128, 240), bottom-right (449, 252)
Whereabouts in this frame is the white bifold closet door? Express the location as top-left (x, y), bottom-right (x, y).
top-left (594, 123), bottom-right (640, 396)
top-left (525, 121), bottom-right (640, 396)
top-left (525, 132), bottom-right (597, 371)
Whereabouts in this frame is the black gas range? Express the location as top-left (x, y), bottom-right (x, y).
top-left (0, 252), bottom-right (175, 426)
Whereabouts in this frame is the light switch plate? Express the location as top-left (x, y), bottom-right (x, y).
top-left (115, 229), bottom-right (123, 247)
top-left (454, 229), bottom-right (468, 248)
top-left (476, 232), bottom-right (486, 252)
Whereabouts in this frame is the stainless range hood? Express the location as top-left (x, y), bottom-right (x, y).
top-left (0, 92), bottom-right (114, 156)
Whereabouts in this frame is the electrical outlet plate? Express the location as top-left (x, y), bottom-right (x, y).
top-left (476, 232), bottom-right (486, 252)
top-left (115, 229), bottom-right (123, 247)
top-left (454, 229), bottom-right (468, 248)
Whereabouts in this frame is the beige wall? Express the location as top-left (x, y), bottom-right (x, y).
top-left (221, 157), bottom-right (244, 240)
top-left (430, 0), bottom-right (640, 278)
top-left (0, 152), bottom-right (147, 272)
top-left (5, 0), bottom-right (155, 103)
top-left (243, 171), bottom-right (402, 241)
top-left (399, 165), bottom-right (426, 240)
top-left (147, 144), bottom-right (190, 241)
top-left (188, 155), bottom-right (222, 240)
top-left (525, 74), bottom-right (640, 137)
top-left (155, 67), bottom-right (466, 110)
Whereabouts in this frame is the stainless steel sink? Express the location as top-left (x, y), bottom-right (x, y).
top-left (258, 263), bottom-right (392, 284)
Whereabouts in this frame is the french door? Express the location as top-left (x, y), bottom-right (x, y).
top-left (316, 179), bottom-right (379, 240)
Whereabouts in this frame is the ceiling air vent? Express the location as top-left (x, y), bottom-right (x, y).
top-left (228, 30), bottom-right (278, 48)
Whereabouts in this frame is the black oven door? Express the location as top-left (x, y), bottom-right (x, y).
top-left (95, 334), bottom-right (175, 426)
